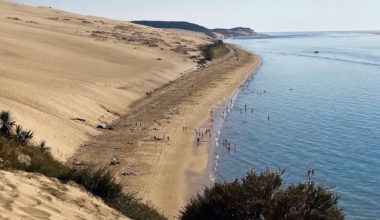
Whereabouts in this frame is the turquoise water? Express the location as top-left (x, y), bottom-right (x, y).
top-left (217, 32), bottom-right (380, 219)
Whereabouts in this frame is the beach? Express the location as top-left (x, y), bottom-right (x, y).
top-left (2, 0), bottom-right (377, 219)
top-left (72, 45), bottom-right (260, 217)
top-left (0, 0), bottom-right (260, 218)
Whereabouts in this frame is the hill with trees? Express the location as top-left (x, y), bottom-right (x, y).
top-left (132, 21), bottom-right (217, 38)
top-left (131, 21), bottom-right (257, 39)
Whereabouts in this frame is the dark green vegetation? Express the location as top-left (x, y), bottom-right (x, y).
top-left (132, 20), bottom-right (217, 38)
top-left (0, 111), bottom-right (15, 137)
top-left (131, 21), bottom-right (256, 39)
top-left (199, 40), bottom-right (230, 64)
top-left (0, 111), bottom-right (166, 220)
top-left (180, 169), bottom-right (344, 220)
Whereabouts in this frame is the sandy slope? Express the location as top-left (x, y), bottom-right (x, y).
top-left (0, 0), bottom-right (209, 161)
top-left (0, 170), bottom-right (128, 219)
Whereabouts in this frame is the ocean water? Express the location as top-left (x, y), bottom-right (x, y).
top-left (216, 32), bottom-right (380, 219)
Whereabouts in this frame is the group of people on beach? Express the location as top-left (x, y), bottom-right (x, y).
top-left (193, 128), bottom-right (212, 145)
top-left (153, 134), bottom-right (170, 143)
top-left (217, 89), bottom-right (274, 152)
top-left (181, 89), bottom-right (272, 151)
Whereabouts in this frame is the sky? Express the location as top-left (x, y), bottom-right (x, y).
top-left (12, 0), bottom-right (380, 32)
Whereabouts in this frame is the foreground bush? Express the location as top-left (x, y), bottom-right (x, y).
top-left (180, 169), bottom-right (344, 220)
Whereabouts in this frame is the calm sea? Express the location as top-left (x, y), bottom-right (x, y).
top-left (215, 32), bottom-right (380, 219)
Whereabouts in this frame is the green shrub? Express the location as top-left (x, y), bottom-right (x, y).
top-left (0, 111), bottom-right (15, 137)
top-left (180, 169), bottom-right (344, 220)
top-left (202, 46), bottom-right (213, 61)
top-left (15, 126), bottom-right (34, 146)
top-left (199, 41), bottom-right (229, 62)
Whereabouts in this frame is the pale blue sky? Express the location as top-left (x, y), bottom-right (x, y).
top-left (12, 0), bottom-right (380, 32)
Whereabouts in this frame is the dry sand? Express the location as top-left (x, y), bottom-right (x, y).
top-left (0, 170), bottom-right (128, 219)
top-left (0, 0), bottom-right (209, 161)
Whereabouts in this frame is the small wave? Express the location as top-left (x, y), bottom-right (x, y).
top-left (262, 50), bottom-right (380, 67)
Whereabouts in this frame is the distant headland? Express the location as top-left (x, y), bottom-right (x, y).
top-left (131, 20), bottom-right (257, 39)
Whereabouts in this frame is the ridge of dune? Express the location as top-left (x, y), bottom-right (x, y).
top-left (0, 0), bottom-right (210, 161)
top-left (0, 170), bottom-right (128, 220)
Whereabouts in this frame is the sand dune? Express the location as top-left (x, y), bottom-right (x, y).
top-left (0, 170), bottom-right (128, 219)
top-left (0, 0), bottom-right (209, 161)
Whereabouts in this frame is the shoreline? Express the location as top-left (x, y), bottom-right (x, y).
top-left (205, 54), bottom-right (262, 186)
top-left (162, 46), bottom-right (262, 217)
top-left (72, 44), bottom-right (261, 218)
